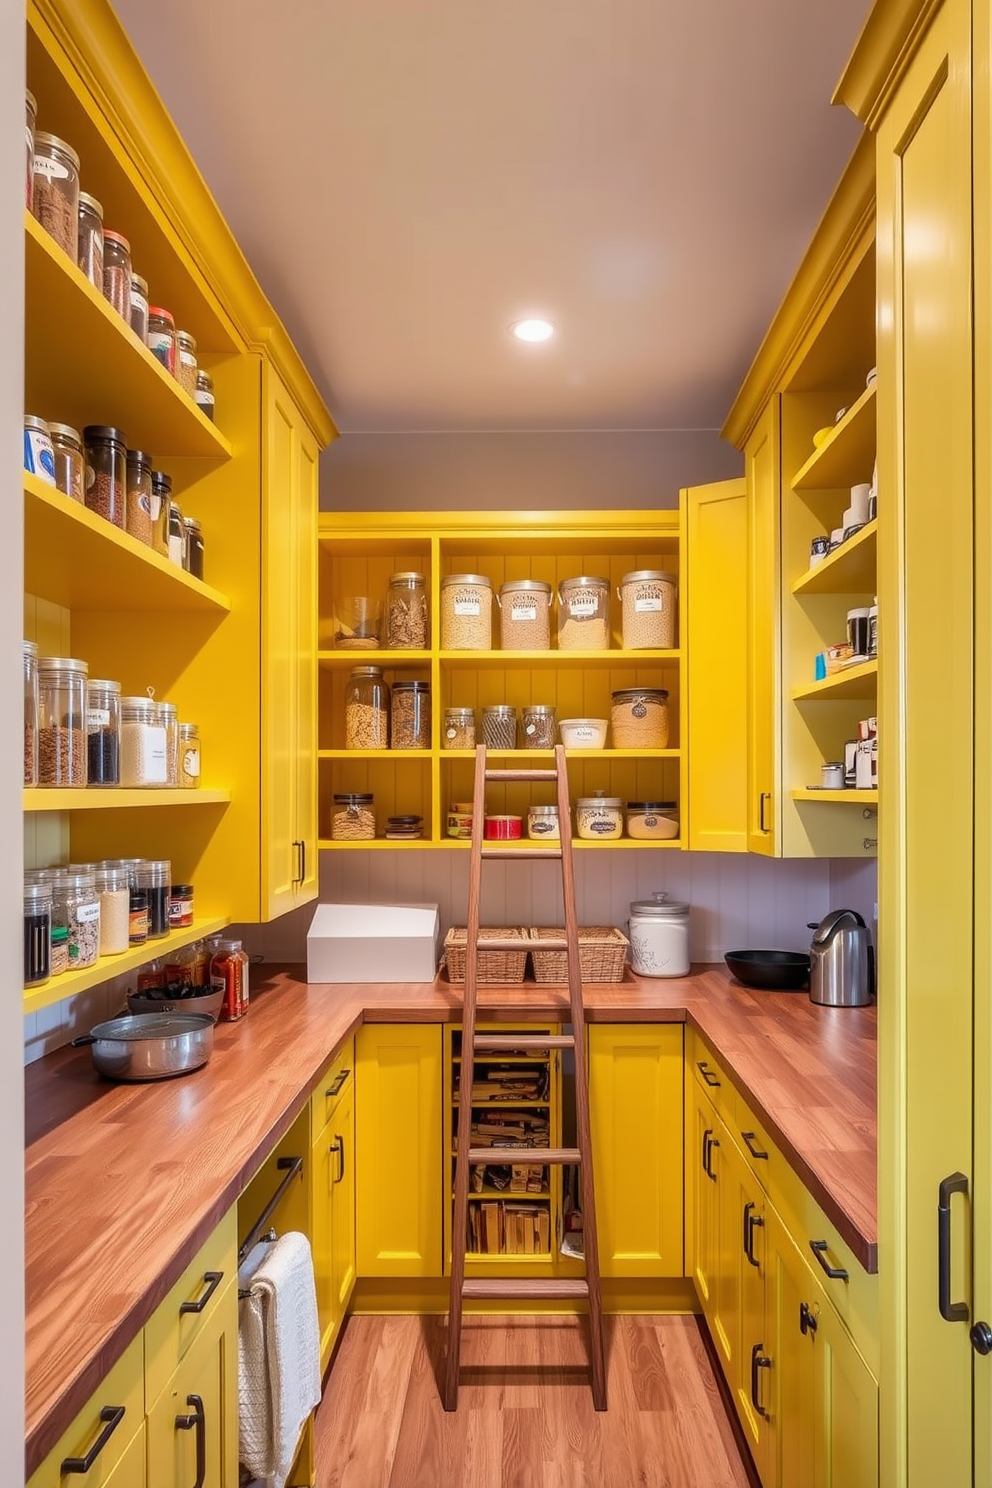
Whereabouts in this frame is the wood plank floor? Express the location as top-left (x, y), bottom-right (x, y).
top-left (314, 1314), bottom-right (757, 1488)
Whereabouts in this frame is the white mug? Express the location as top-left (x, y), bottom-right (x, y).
top-left (850, 482), bottom-right (872, 522)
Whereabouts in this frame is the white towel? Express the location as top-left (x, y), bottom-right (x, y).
top-left (238, 1232), bottom-right (322, 1488)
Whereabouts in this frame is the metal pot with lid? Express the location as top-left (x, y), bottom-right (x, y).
top-left (628, 891), bottom-right (690, 978)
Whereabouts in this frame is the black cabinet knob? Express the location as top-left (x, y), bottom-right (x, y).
top-left (971, 1321), bottom-right (992, 1355)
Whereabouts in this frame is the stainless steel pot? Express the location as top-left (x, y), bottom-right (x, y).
top-left (72, 1012), bottom-right (214, 1081)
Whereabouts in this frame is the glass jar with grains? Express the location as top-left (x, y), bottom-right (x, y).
top-left (138, 859), bottom-right (172, 940)
top-left (391, 681), bottom-right (431, 749)
top-left (38, 655), bottom-right (88, 787)
top-left (386, 572), bottom-right (429, 649)
top-left (102, 230), bottom-right (132, 321)
top-left (76, 192), bottom-right (104, 290)
top-left (175, 330), bottom-right (198, 396)
top-left (498, 580), bottom-right (552, 651)
top-left (557, 576), bottom-right (610, 650)
top-left (56, 871), bottom-right (100, 969)
top-left (610, 688), bottom-right (670, 749)
top-left (194, 370), bottom-right (215, 422)
top-left (119, 695), bottom-right (167, 787)
top-left (619, 570), bottom-right (677, 650)
top-left (345, 666), bottom-right (389, 749)
top-left (32, 132), bottom-right (79, 258)
top-left (521, 704), bottom-right (557, 750)
top-left (23, 640), bottom-right (38, 786)
top-left (440, 574), bottom-right (492, 650)
top-left (85, 678), bottom-right (120, 787)
top-left (94, 865), bottom-right (129, 956)
top-left (146, 306), bottom-right (176, 373)
top-left (125, 448), bottom-right (154, 545)
top-left (83, 425), bottom-right (126, 528)
top-left (49, 424), bottom-right (84, 503)
top-left (575, 793), bottom-right (623, 841)
top-left (442, 707), bottom-right (475, 750)
top-left (331, 792), bottom-right (376, 841)
top-left (129, 272), bottom-right (149, 342)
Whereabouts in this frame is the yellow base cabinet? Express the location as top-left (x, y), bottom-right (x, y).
top-left (28, 1335), bottom-right (145, 1488)
top-left (145, 1285), bottom-right (238, 1488)
top-left (312, 1060), bottom-right (356, 1371)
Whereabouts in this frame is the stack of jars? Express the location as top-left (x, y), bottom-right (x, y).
top-left (344, 667), bottom-right (431, 750)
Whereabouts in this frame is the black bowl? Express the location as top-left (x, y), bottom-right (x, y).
top-left (724, 950), bottom-right (811, 992)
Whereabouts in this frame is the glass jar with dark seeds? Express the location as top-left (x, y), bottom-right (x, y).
top-left (183, 516), bottom-right (204, 579)
top-left (24, 883), bottom-right (51, 987)
top-left (85, 678), bottom-right (120, 786)
top-left (83, 425), bottom-right (126, 528)
top-left (137, 859), bottom-right (172, 939)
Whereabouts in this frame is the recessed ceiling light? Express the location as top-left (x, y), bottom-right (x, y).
top-left (510, 318), bottom-right (555, 343)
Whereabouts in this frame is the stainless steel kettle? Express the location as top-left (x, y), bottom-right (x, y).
top-left (806, 909), bottom-right (875, 1007)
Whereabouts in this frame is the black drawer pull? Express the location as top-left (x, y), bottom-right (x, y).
top-left (938, 1171), bottom-right (970, 1323)
top-left (810, 1239), bottom-right (849, 1282)
top-left (743, 1201), bottom-right (763, 1267)
top-left (175, 1393), bottom-right (206, 1488)
top-left (702, 1129), bottom-right (719, 1181)
top-left (742, 1130), bottom-right (769, 1160)
top-left (697, 1061), bottom-right (720, 1088)
top-left (179, 1270), bottom-right (224, 1315)
top-left (326, 1068), bottom-right (351, 1099)
top-left (61, 1405), bottom-right (126, 1473)
top-left (799, 1301), bottom-right (818, 1336)
top-left (750, 1343), bottom-right (771, 1419)
top-left (331, 1135), bottom-right (345, 1183)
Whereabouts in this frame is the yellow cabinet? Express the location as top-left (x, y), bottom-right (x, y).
top-left (145, 1279), bottom-right (239, 1488)
top-left (688, 1076), bottom-right (736, 1380)
top-left (589, 1026), bottom-right (683, 1276)
top-left (312, 1067), bottom-right (355, 1370)
top-left (28, 1334), bottom-right (145, 1488)
top-left (724, 1138), bottom-right (771, 1479)
top-left (745, 398), bottom-right (781, 856)
top-left (356, 1024), bottom-right (443, 1277)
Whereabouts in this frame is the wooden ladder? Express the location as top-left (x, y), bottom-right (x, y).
top-left (443, 743), bottom-right (607, 1411)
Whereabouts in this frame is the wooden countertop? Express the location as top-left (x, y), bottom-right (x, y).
top-left (24, 964), bottom-right (876, 1473)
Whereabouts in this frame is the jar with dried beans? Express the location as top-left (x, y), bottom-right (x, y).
top-left (83, 425), bottom-right (126, 528)
top-left (38, 655), bottom-right (87, 787)
top-left (345, 666), bottom-right (389, 749)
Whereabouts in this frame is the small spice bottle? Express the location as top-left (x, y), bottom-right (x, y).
top-left (85, 678), bottom-right (121, 786)
top-left (23, 416), bottom-right (56, 485)
top-left (102, 230), bottom-right (132, 320)
top-left (24, 883), bottom-right (52, 988)
top-left (49, 423), bottom-right (84, 503)
top-left (23, 640), bottom-right (38, 787)
top-left (25, 90), bottom-right (36, 210)
top-left (32, 132), bottom-right (80, 258)
top-left (38, 655), bottom-right (88, 787)
top-left (194, 370), bottom-right (215, 421)
top-left (211, 938), bottom-right (249, 1021)
top-left (183, 516), bottom-right (204, 579)
top-left (175, 329), bottom-right (198, 395)
top-left (129, 273), bottom-right (149, 342)
top-left (83, 425), bottom-right (126, 528)
top-left (76, 192), bottom-right (104, 290)
top-left (119, 695), bottom-right (168, 787)
top-left (168, 884), bottom-right (195, 929)
top-left (128, 888), bottom-right (149, 946)
top-left (149, 470), bottom-right (172, 557)
top-left (138, 859), bottom-right (172, 939)
top-left (168, 499), bottom-right (186, 567)
top-left (94, 865), bottom-right (130, 956)
top-left (178, 722), bottom-right (200, 788)
top-left (146, 306), bottom-right (176, 373)
top-left (442, 707), bottom-right (475, 749)
top-left (125, 449), bottom-right (154, 545)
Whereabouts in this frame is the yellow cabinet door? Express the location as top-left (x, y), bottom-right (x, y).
top-left (813, 1294), bottom-right (878, 1488)
top-left (684, 478), bottom-right (748, 852)
top-left (356, 1024), bottom-right (442, 1277)
top-left (28, 1335), bottom-right (145, 1488)
top-left (689, 1081), bottom-right (719, 1329)
top-left (727, 1143), bottom-right (770, 1480)
top-left (745, 397), bottom-right (781, 857)
top-left (589, 1026), bottom-right (683, 1277)
top-left (766, 1205), bottom-right (816, 1488)
top-left (311, 1117), bottom-right (335, 1370)
top-left (145, 1281), bottom-right (238, 1488)
top-left (330, 1077), bottom-right (357, 1329)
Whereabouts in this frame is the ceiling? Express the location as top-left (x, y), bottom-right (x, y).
top-left (112, 0), bottom-right (869, 434)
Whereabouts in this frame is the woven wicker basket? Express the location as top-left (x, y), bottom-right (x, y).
top-left (529, 926), bottom-right (629, 984)
top-left (443, 926), bottom-right (529, 984)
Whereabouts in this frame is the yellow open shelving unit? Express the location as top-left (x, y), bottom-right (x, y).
top-left (23, 917), bottom-right (229, 1016)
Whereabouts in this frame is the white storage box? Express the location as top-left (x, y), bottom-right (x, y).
top-left (306, 902), bottom-right (440, 983)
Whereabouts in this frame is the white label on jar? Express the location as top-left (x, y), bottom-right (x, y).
top-left (530, 818), bottom-right (557, 835)
top-left (168, 535), bottom-right (184, 565)
top-left (24, 428), bottom-right (56, 484)
top-left (148, 493), bottom-right (163, 521)
top-left (525, 723), bottom-right (536, 735)
top-left (131, 288), bottom-right (148, 318)
top-left (511, 604), bottom-right (538, 621)
top-left (182, 747), bottom-right (200, 778)
top-left (77, 900), bottom-right (101, 923)
top-left (634, 597), bottom-right (663, 612)
top-left (454, 599), bottom-right (481, 616)
top-left (33, 154), bottom-right (69, 180)
top-left (589, 816), bottom-right (617, 834)
top-left (86, 708), bottom-right (110, 728)
top-left (568, 597), bottom-right (598, 617)
top-left (195, 391), bottom-right (215, 410)
top-left (180, 349), bottom-right (196, 366)
top-left (143, 725), bottom-right (168, 782)
top-left (570, 725), bottom-right (596, 743)
top-left (148, 331), bottom-right (172, 356)
top-left (445, 727), bottom-right (457, 740)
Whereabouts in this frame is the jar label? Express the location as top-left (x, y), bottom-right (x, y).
top-left (568, 597), bottom-right (598, 617)
top-left (148, 493), bottom-right (163, 520)
top-left (510, 604), bottom-right (538, 621)
top-left (86, 708), bottom-right (111, 728)
top-left (643, 814), bottom-right (658, 827)
top-left (182, 747), bottom-right (200, 778)
top-left (634, 596), bottom-right (662, 612)
top-left (589, 817), bottom-right (616, 834)
top-left (454, 600), bottom-right (481, 616)
top-left (24, 429), bottom-right (56, 482)
top-left (77, 900), bottom-right (100, 923)
top-left (445, 727), bottom-right (457, 740)
top-left (131, 288), bottom-right (148, 316)
top-left (141, 725), bottom-right (168, 782)
top-left (530, 818), bottom-right (556, 835)
top-left (33, 154), bottom-right (70, 180)
top-left (632, 701), bottom-right (647, 719)
top-left (525, 723), bottom-right (536, 735)
top-left (195, 391), bottom-right (215, 410)
top-left (571, 726), bottom-right (596, 742)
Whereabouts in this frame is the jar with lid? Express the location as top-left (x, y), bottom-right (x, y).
top-left (575, 793), bottom-right (623, 841)
top-left (168, 884), bottom-right (195, 929)
top-left (498, 580), bottom-right (552, 651)
top-left (124, 449), bottom-right (154, 545)
top-left (157, 701), bottom-right (179, 786)
top-left (619, 570), bottom-right (677, 649)
top-left (32, 132), bottom-right (80, 258)
top-left (178, 722), bottom-right (201, 788)
top-left (119, 696), bottom-right (167, 787)
top-left (175, 330), bottom-right (198, 395)
top-left (146, 306), bottom-right (176, 372)
top-left (86, 678), bottom-right (120, 786)
top-left (627, 891), bottom-right (690, 977)
top-left (83, 425), bottom-right (126, 528)
top-left (24, 416), bottom-right (56, 485)
top-left (386, 572), bottom-right (429, 649)
top-left (49, 924), bottom-right (69, 976)
top-left (25, 90), bottom-right (36, 209)
top-left (520, 704), bottom-right (557, 750)
top-left (49, 424), bottom-right (84, 503)
top-left (481, 704), bottom-right (517, 750)
top-left (38, 655), bottom-right (88, 787)
top-left (625, 801), bottom-right (679, 841)
top-left (128, 888), bottom-right (149, 946)
top-left (558, 576), bottom-right (610, 650)
top-left (129, 273), bottom-right (149, 341)
top-left (56, 871), bottom-right (100, 969)
top-left (868, 597), bottom-right (878, 658)
top-left (24, 640), bottom-right (38, 786)
top-left (527, 804), bottom-right (560, 841)
top-left (76, 192), bottom-right (104, 289)
top-left (345, 666), bottom-right (390, 749)
top-left (24, 883), bottom-right (51, 987)
top-left (391, 681), bottom-right (431, 749)
top-left (102, 230), bottom-right (132, 320)
top-left (183, 516), bottom-right (204, 579)
top-left (610, 688), bottom-right (670, 749)
top-left (195, 370), bottom-right (215, 422)
top-left (137, 860), bottom-right (171, 939)
top-left (441, 574), bottom-right (492, 650)
top-left (94, 866), bottom-right (129, 956)
top-left (443, 707), bottom-right (475, 750)
top-left (135, 957), bottom-right (166, 990)
top-left (211, 938), bottom-right (249, 1021)
top-left (168, 499), bottom-right (186, 567)
top-left (331, 792), bottom-right (376, 841)
top-left (149, 470), bottom-right (172, 556)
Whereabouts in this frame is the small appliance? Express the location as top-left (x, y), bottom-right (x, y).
top-left (807, 909), bottom-right (874, 1007)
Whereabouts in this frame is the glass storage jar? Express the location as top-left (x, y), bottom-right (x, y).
top-left (137, 860), bottom-right (172, 940)
top-left (625, 801), bottom-right (679, 841)
top-left (23, 415), bottom-right (56, 485)
top-left (24, 882), bottom-right (51, 987)
top-left (102, 230), bottom-right (131, 320)
top-left (83, 425), bottom-right (126, 528)
top-left (168, 499), bottom-right (186, 566)
top-left (129, 273), bottom-right (149, 341)
top-left (331, 792), bottom-right (376, 841)
top-left (146, 306), bottom-right (176, 373)
top-left (610, 688), bottom-right (670, 749)
top-left (38, 655), bottom-right (88, 787)
top-left (128, 888), bottom-right (149, 946)
top-left (558, 576), bottom-right (610, 650)
top-left (94, 865), bottom-right (129, 955)
top-left (521, 704), bottom-right (557, 749)
top-left (481, 704), bottom-right (517, 750)
top-left (119, 696), bottom-right (167, 787)
top-left (575, 793), bottom-right (623, 841)
top-left (149, 470), bottom-right (172, 556)
top-left (76, 192), bottom-right (104, 289)
top-left (211, 938), bottom-right (249, 1021)
top-left (178, 722), bottom-right (200, 788)
top-left (24, 640), bottom-right (38, 786)
top-left (175, 330), bottom-right (198, 395)
top-left (32, 131), bottom-right (79, 257)
top-left (195, 370), bottom-right (215, 421)
top-left (345, 666), bottom-right (389, 749)
top-left (527, 804), bottom-right (560, 841)
top-left (498, 580), bottom-right (552, 651)
top-left (157, 701), bottom-right (179, 786)
top-left (85, 678), bottom-right (120, 786)
top-left (441, 574), bottom-right (492, 650)
top-left (627, 891), bottom-right (690, 977)
top-left (391, 680), bottom-right (431, 749)
top-left (168, 885), bottom-right (195, 930)
top-left (49, 423), bottom-right (84, 503)
top-left (56, 870), bottom-right (100, 969)
top-left (183, 517), bottom-right (204, 579)
top-left (386, 572), bottom-right (429, 649)
top-left (619, 570), bottom-right (677, 650)
top-left (25, 89), bottom-right (35, 210)
top-left (125, 448), bottom-right (154, 545)
top-left (443, 707), bottom-right (475, 749)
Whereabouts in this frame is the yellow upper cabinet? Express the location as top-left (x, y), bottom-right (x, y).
top-left (744, 406), bottom-right (781, 858)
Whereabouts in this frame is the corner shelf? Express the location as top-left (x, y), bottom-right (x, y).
top-left (791, 521), bottom-right (877, 596)
top-left (792, 383), bottom-right (876, 492)
top-left (792, 659), bottom-right (878, 702)
top-left (791, 788), bottom-right (878, 804)
top-left (24, 787), bottom-right (231, 812)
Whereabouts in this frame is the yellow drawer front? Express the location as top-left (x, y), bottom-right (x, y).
top-left (144, 1207), bottom-right (238, 1408)
top-left (29, 1334), bottom-right (144, 1488)
top-left (311, 1037), bottom-right (355, 1143)
top-left (688, 1030), bottom-right (737, 1129)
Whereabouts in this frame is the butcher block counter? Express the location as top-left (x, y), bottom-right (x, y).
top-left (24, 963), bottom-right (876, 1473)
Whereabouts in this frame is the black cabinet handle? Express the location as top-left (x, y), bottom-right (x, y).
top-left (799, 1301), bottom-right (818, 1337)
top-left (697, 1061), bottom-right (720, 1088)
top-left (331, 1135), bottom-right (345, 1183)
top-left (61, 1405), bottom-right (126, 1473)
top-left (702, 1129), bottom-right (719, 1181)
top-left (743, 1202), bottom-right (763, 1268)
top-left (326, 1068), bottom-right (350, 1099)
top-left (750, 1343), bottom-right (771, 1419)
top-left (742, 1130), bottom-right (769, 1160)
top-left (759, 792), bottom-right (772, 833)
top-left (175, 1393), bottom-right (206, 1488)
top-left (179, 1270), bottom-right (224, 1316)
top-left (810, 1239), bottom-right (849, 1282)
top-left (938, 1171), bottom-right (970, 1323)
top-left (300, 839), bottom-right (307, 884)
top-left (971, 1322), bottom-right (992, 1355)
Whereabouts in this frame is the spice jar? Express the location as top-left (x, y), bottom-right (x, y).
top-left (49, 423), bottom-right (84, 503)
top-left (386, 572), bottom-right (429, 649)
top-left (128, 888), bottom-right (149, 946)
top-left (167, 499), bottom-right (186, 566)
top-left (129, 272), bottom-right (149, 341)
top-left (345, 666), bottom-right (389, 749)
top-left (575, 793), bottom-right (623, 841)
top-left (137, 860), bottom-right (171, 940)
top-left (25, 90), bottom-right (36, 210)
top-left (447, 803), bottom-right (473, 838)
top-left (125, 449), bottom-right (154, 545)
top-left (527, 804), bottom-right (560, 841)
top-left (558, 576), bottom-right (610, 650)
top-left (102, 230), bottom-right (132, 320)
top-left (484, 814), bottom-right (523, 840)
top-left (498, 580), bottom-right (552, 651)
top-left (619, 570), bottom-right (677, 650)
top-left (157, 701), bottom-right (179, 786)
top-left (194, 370), bottom-right (215, 421)
top-left (86, 678), bottom-right (120, 786)
top-left (175, 330), bottom-right (198, 395)
top-left (76, 192), bottom-right (104, 289)
top-left (24, 416), bottom-right (56, 485)
top-left (869, 597), bottom-right (878, 659)
top-left (482, 704), bottom-right (517, 750)
top-left (149, 470), bottom-right (171, 556)
top-left (627, 891), bottom-right (690, 977)
top-left (32, 132), bottom-right (80, 258)
top-left (610, 688), bottom-right (670, 749)
top-left (24, 640), bottom-right (38, 787)
top-left (443, 707), bottom-right (475, 749)
top-left (38, 655), bottom-right (88, 787)
top-left (56, 871), bottom-right (100, 969)
top-left (94, 865), bottom-right (130, 956)
top-left (331, 792), bottom-right (376, 841)
top-left (391, 681), bottom-right (431, 749)
top-left (178, 722), bottom-right (200, 788)
top-left (146, 306), bottom-right (176, 373)
top-left (24, 883), bottom-right (51, 987)
top-left (625, 801), bottom-right (679, 841)
top-left (169, 884), bottom-right (195, 929)
top-left (211, 938), bottom-right (249, 1021)
top-left (119, 696), bottom-right (167, 787)
top-left (183, 516), bottom-right (204, 579)
top-left (521, 705), bottom-right (557, 750)
top-left (83, 425), bottom-right (126, 528)
top-left (441, 574), bottom-right (493, 650)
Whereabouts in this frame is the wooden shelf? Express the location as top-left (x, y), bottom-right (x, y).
top-left (318, 749), bottom-right (431, 760)
top-left (439, 748), bottom-right (680, 761)
top-left (317, 650), bottom-right (431, 670)
top-left (791, 788), bottom-right (879, 804)
top-left (792, 383), bottom-right (876, 492)
top-left (24, 787), bottom-right (231, 812)
top-left (320, 834), bottom-right (682, 850)
top-left (24, 213), bottom-right (233, 460)
top-left (24, 474), bottom-right (231, 613)
top-left (23, 915), bottom-right (230, 1015)
top-left (791, 520), bottom-right (877, 596)
top-left (440, 649), bottom-right (680, 667)
top-left (466, 1188), bottom-right (552, 1200)
top-left (792, 659), bottom-right (878, 702)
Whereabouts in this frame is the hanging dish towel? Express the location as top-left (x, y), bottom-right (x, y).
top-left (238, 1231), bottom-right (322, 1488)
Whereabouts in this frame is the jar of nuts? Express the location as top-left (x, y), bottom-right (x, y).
top-left (391, 680), bottom-right (431, 749)
top-left (386, 572), bottom-right (429, 649)
top-left (610, 688), bottom-right (670, 749)
top-left (331, 792), bottom-right (376, 841)
top-left (619, 570), bottom-right (677, 649)
top-left (443, 707), bottom-right (475, 749)
top-left (520, 704), bottom-right (556, 749)
top-left (441, 574), bottom-right (492, 650)
top-left (498, 579), bottom-right (552, 650)
top-left (345, 666), bottom-right (389, 749)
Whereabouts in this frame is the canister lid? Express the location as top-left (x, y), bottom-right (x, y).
top-left (500, 579), bottom-right (552, 595)
top-left (183, 517), bottom-right (202, 533)
top-left (528, 804), bottom-right (559, 815)
top-left (576, 796), bottom-right (622, 809)
top-left (392, 680), bottom-right (430, 692)
top-left (126, 448), bottom-right (152, 467)
top-left (621, 569), bottom-right (677, 586)
top-left (148, 306), bottom-right (175, 323)
top-left (389, 571), bottom-right (425, 583)
top-left (175, 329), bottom-right (197, 351)
top-left (560, 575), bottom-right (608, 592)
top-left (78, 191), bottom-right (104, 217)
top-left (26, 89), bottom-right (36, 113)
top-left (23, 415), bottom-right (50, 433)
top-left (34, 131), bottom-right (80, 169)
top-left (151, 470), bottom-right (173, 492)
top-left (444, 707), bottom-right (475, 719)
top-left (348, 665), bottom-right (384, 678)
top-left (103, 229), bottom-right (131, 253)
top-left (179, 722), bottom-right (198, 737)
top-left (82, 425), bottom-right (126, 444)
top-left (442, 573), bottom-right (491, 588)
top-left (626, 801), bottom-right (677, 810)
top-left (333, 792), bottom-right (374, 804)
top-left (611, 688), bottom-right (669, 702)
top-left (38, 655), bottom-right (88, 675)
top-left (131, 273), bottom-right (149, 294)
top-left (522, 705), bottom-right (556, 715)
top-left (48, 422), bottom-right (82, 444)
top-left (23, 640), bottom-right (37, 658)
top-left (629, 890), bottom-right (689, 917)
top-left (86, 678), bottom-right (120, 693)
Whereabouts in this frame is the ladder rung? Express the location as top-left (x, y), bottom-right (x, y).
top-left (462, 1278), bottom-right (589, 1301)
top-left (484, 768), bottom-right (559, 782)
top-left (480, 845), bottom-right (562, 860)
top-left (467, 1146), bottom-right (580, 1165)
top-left (472, 1035), bottom-right (575, 1050)
top-left (475, 937), bottom-right (543, 952)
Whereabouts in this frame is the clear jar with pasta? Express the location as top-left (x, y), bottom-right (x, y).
top-left (331, 792), bottom-right (376, 841)
top-left (481, 705), bottom-right (517, 750)
top-left (498, 580), bottom-right (552, 650)
top-left (345, 666), bottom-right (389, 749)
top-left (610, 688), bottom-right (669, 749)
top-left (520, 705), bottom-right (556, 750)
top-left (441, 574), bottom-right (492, 650)
top-left (442, 707), bottom-right (475, 749)
top-left (557, 576), bottom-right (610, 650)
top-left (619, 570), bottom-right (677, 649)
top-left (391, 681), bottom-right (431, 749)
top-left (386, 572), bottom-right (429, 649)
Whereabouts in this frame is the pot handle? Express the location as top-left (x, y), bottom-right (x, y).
top-left (71, 1035), bottom-right (97, 1047)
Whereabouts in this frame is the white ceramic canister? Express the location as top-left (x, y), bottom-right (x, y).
top-left (627, 891), bottom-right (690, 977)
